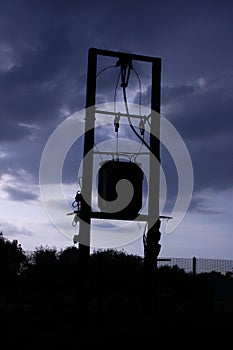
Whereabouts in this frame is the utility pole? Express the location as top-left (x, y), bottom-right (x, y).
top-left (73, 47), bottom-right (162, 325)
top-left (78, 48), bottom-right (97, 326)
top-left (143, 58), bottom-right (161, 313)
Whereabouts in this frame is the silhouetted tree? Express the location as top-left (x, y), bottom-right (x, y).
top-left (57, 246), bottom-right (80, 290)
top-left (89, 248), bottom-right (144, 298)
top-left (0, 232), bottom-right (27, 285)
top-left (26, 245), bottom-right (59, 291)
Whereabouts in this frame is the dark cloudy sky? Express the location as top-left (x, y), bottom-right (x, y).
top-left (0, 0), bottom-right (233, 259)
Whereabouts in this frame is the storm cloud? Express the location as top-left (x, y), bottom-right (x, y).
top-left (0, 0), bottom-right (233, 256)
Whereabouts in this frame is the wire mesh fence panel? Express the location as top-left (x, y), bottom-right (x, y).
top-left (158, 257), bottom-right (233, 275)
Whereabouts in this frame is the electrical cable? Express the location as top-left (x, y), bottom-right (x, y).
top-left (114, 71), bottom-right (121, 115)
top-left (122, 84), bottom-right (151, 151)
top-left (132, 67), bottom-right (142, 116)
top-left (116, 131), bottom-right (119, 160)
top-left (132, 67), bottom-right (152, 129)
top-left (97, 62), bottom-right (152, 158)
top-left (114, 71), bottom-right (121, 160)
top-left (96, 65), bottom-right (116, 78)
top-left (131, 66), bottom-right (145, 159)
top-left (96, 64), bottom-right (118, 162)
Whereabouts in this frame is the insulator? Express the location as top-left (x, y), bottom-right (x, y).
top-left (114, 115), bottom-right (120, 132)
top-left (139, 118), bottom-right (146, 136)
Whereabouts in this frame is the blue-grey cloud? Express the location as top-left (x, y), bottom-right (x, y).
top-left (3, 185), bottom-right (38, 202)
top-left (162, 85), bottom-right (194, 105)
top-left (0, 218), bottom-right (33, 237)
top-left (0, 0), bottom-right (232, 217)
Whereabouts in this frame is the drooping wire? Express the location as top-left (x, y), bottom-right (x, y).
top-left (122, 84), bottom-right (151, 152)
top-left (96, 64), bottom-right (118, 161)
top-left (132, 67), bottom-right (142, 116)
top-left (116, 130), bottom-right (119, 160)
top-left (131, 67), bottom-right (146, 159)
top-left (132, 67), bottom-right (152, 130)
top-left (96, 63), bottom-right (123, 161)
top-left (96, 63), bottom-right (151, 158)
top-left (96, 65), bottom-right (116, 78)
top-left (114, 71), bottom-right (121, 115)
top-left (114, 70), bottom-right (121, 160)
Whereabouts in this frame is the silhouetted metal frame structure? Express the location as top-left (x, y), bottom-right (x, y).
top-left (79, 47), bottom-right (161, 318)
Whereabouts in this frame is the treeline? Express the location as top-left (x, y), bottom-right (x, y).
top-left (1, 231), bottom-right (233, 340)
top-left (0, 232), bottom-right (145, 295)
top-left (0, 232), bottom-right (232, 299)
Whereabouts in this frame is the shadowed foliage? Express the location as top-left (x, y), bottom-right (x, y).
top-left (0, 232), bottom-right (232, 344)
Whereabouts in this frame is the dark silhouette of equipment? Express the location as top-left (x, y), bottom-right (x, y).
top-left (72, 191), bottom-right (83, 212)
top-left (98, 160), bottom-right (144, 219)
top-left (68, 48), bottom-right (167, 321)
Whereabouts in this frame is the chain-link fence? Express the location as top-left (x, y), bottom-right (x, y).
top-left (158, 257), bottom-right (233, 275)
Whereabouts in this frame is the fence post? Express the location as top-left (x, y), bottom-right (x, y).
top-left (192, 256), bottom-right (196, 276)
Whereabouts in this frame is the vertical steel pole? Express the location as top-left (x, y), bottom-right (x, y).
top-left (148, 58), bottom-right (161, 227)
top-left (78, 47), bottom-right (97, 324)
top-left (192, 256), bottom-right (196, 276)
top-left (144, 58), bottom-right (161, 312)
